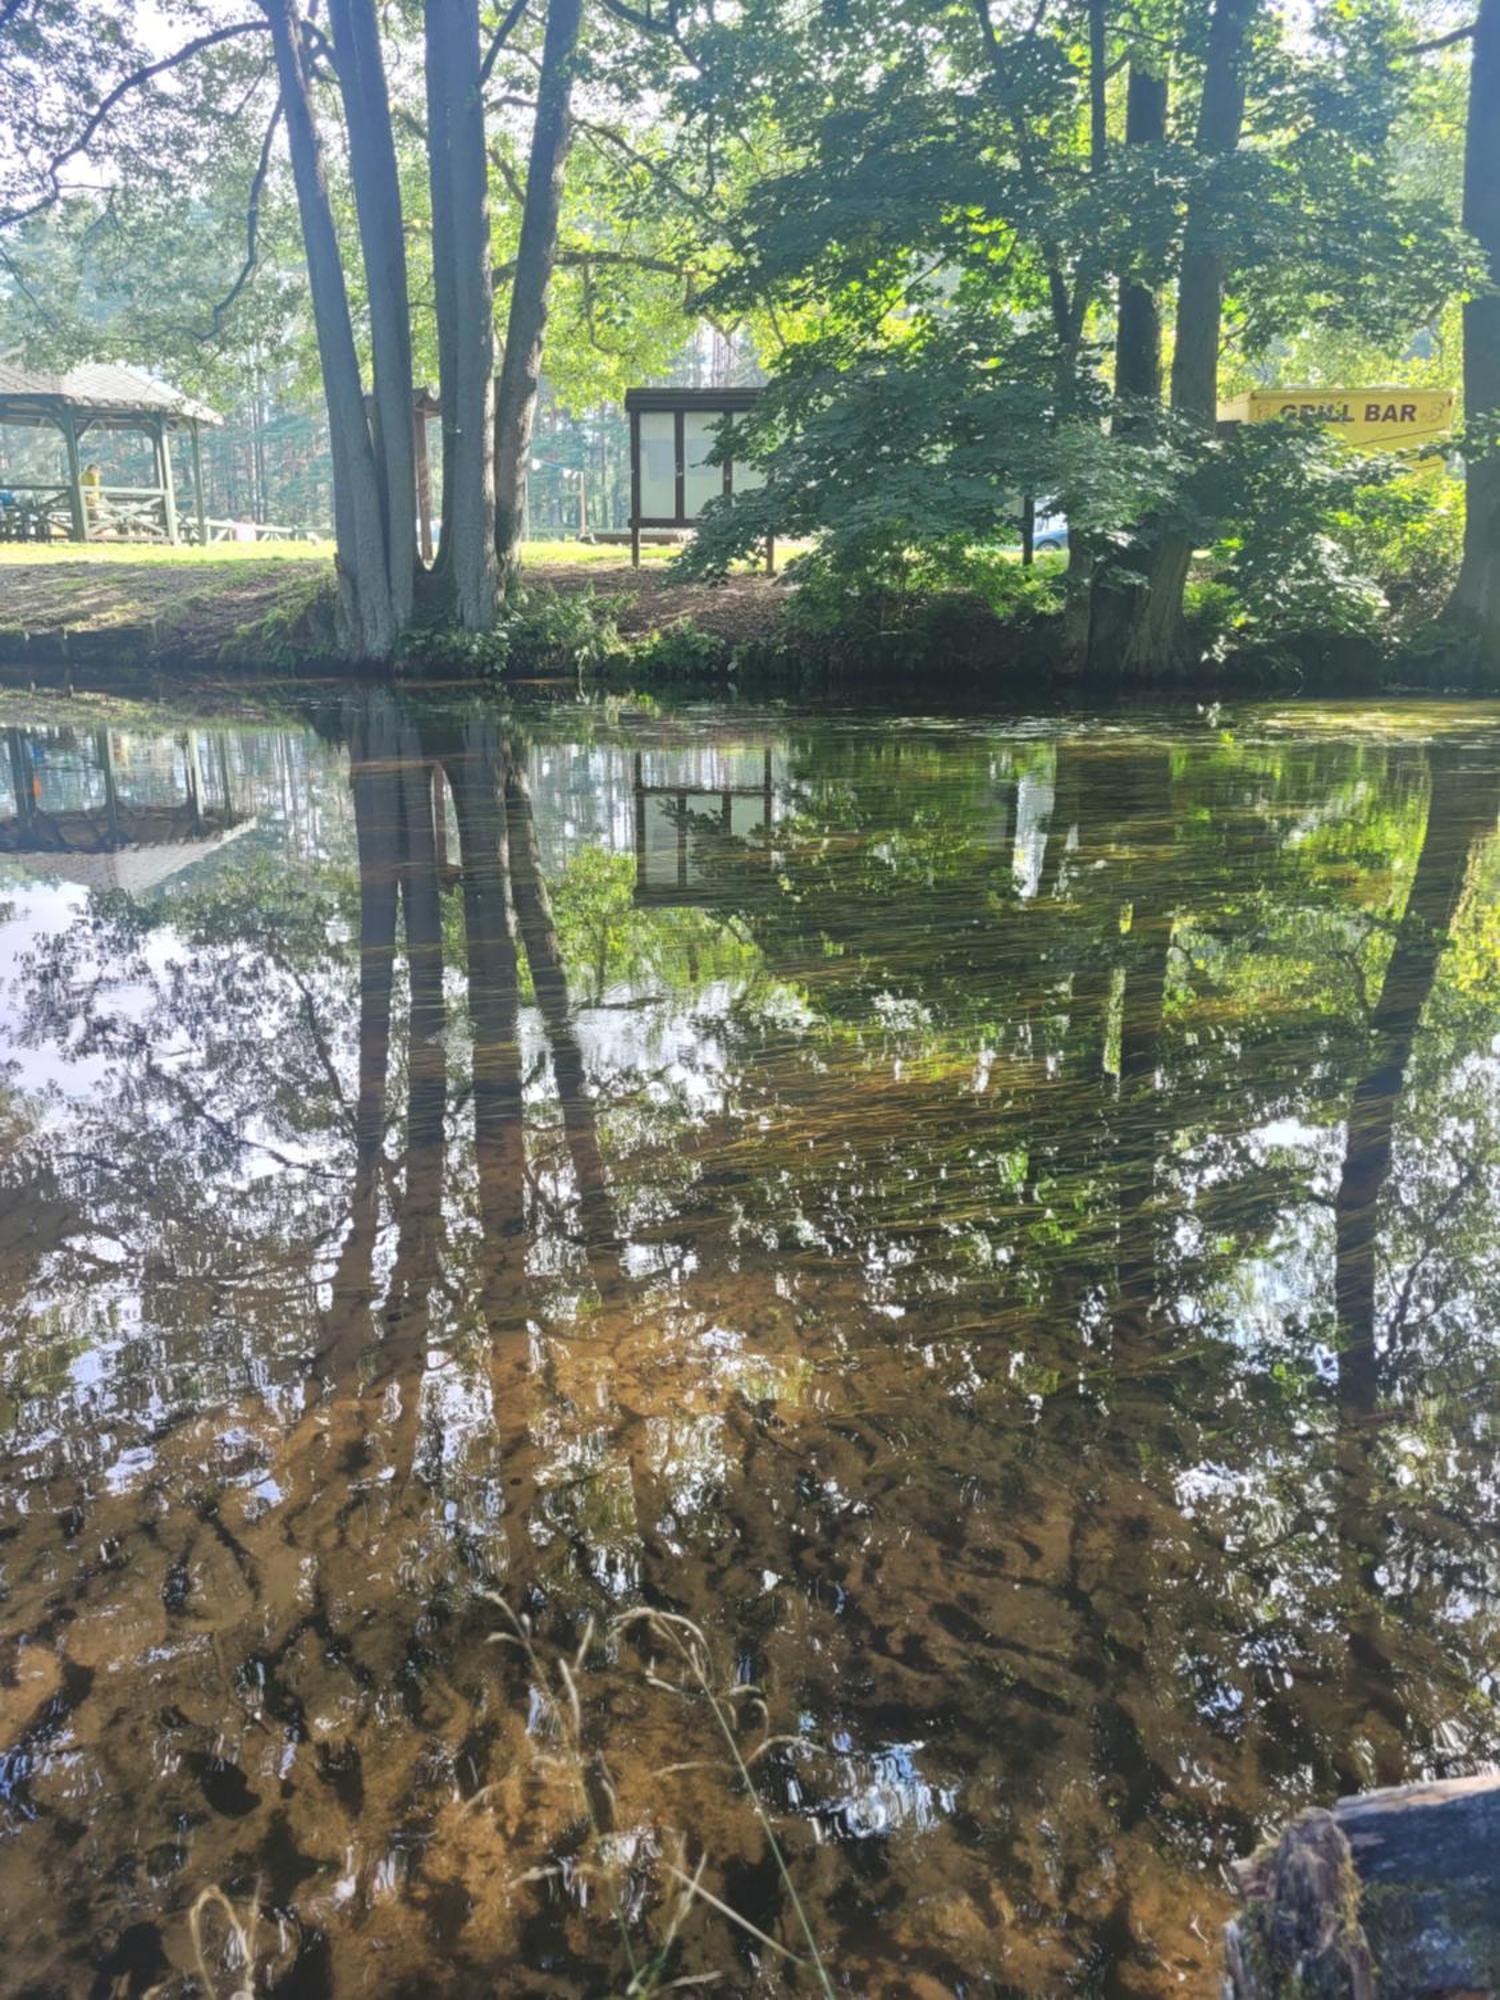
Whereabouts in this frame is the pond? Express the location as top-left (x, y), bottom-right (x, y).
top-left (1, 688), bottom-right (1499, 1997)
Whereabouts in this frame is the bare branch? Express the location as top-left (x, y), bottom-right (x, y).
top-left (193, 96), bottom-right (285, 340)
top-left (479, 0), bottom-right (530, 85)
top-left (1, 19), bottom-right (270, 230)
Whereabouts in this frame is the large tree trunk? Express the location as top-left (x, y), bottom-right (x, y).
top-left (262, 0), bottom-right (397, 661)
top-left (1446, 0), bottom-right (1500, 652)
top-left (1083, 58), bottom-right (1169, 675)
top-left (328, 0), bottom-right (416, 632)
top-left (493, 0), bottom-right (584, 587)
top-left (424, 0), bottom-right (499, 629)
top-left (1119, 0), bottom-right (1256, 684)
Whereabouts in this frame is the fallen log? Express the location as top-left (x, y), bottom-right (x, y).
top-left (1224, 1774), bottom-right (1500, 1999)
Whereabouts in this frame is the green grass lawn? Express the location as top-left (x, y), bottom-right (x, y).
top-left (0, 536), bottom-right (679, 570)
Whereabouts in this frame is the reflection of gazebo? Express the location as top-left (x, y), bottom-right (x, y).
top-left (633, 747), bottom-right (775, 905)
top-left (1, 724), bottom-right (253, 890)
top-left (0, 360), bottom-right (220, 545)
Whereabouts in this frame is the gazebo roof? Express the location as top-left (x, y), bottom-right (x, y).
top-left (0, 358), bottom-right (221, 428)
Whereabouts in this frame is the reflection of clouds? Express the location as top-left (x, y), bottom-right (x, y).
top-left (790, 1728), bottom-right (957, 1842)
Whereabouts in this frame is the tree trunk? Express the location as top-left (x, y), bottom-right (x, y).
top-left (1119, 0), bottom-right (1256, 684)
top-left (328, 0), bottom-right (416, 631)
top-left (494, 0), bottom-right (584, 587)
top-left (1083, 58), bottom-right (1169, 674)
top-left (1446, 0), bottom-right (1500, 652)
top-left (424, 0), bottom-right (499, 629)
top-left (1113, 63), bottom-right (1168, 417)
top-left (262, 0), bottom-right (397, 660)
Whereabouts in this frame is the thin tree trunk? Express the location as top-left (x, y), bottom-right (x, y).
top-left (425, 0), bottom-right (499, 629)
top-left (328, 0), bottom-right (415, 631)
top-left (1119, 0), bottom-right (1256, 684)
top-left (1447, 0), bottom-right (1500, 651)
top-left (262, 0), bottom-right (397, 660)
top-left (494, 0), bottom-right (584, 586)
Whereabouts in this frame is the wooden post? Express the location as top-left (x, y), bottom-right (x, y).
top-left (1021, 493), bottom-right (1036, 567)
top-left (413, 396), bottom-right (434, 564)
top-left (629, 406), bottom-right (641, 568)
top-left (765, 534), bottom-right (776, 576)
top-left (59, 413), bottom-right (87, 542)
top-left (189, 418), bottom-right (208, 546)
top-left (157, 416), bottom-right (180, 545)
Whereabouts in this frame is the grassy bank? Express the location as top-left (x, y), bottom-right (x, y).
top-left (0, 541), bottom-right (788, 671)
top-left (0, 540), bottom-right (1482, 693)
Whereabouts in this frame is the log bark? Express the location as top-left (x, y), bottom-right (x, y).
top-left (328, 0), bottom-right (416, 631)
top-left (1446, 0), bottom-right (1500, 653)
top-left (494, 0), bottom-right (584, 587)
top-left (262, 0), bottom-right (397, 661)
top-left (424, 0), bottom-right (499, 629)
top-left (1226, 1778), bottom-right (1500, 1998)
top-left (1119, 0), bottom-right (1256, 684)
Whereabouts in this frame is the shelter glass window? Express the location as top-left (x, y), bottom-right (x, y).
top-left (683, 412), bottom-right (724, 517)
top-left (639, 412), bottom-right (675, 517)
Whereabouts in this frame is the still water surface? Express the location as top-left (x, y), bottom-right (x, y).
top-left (1, 691), bottom-right (1499, 1996)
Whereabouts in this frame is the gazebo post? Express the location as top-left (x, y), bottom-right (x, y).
top-left (155, 416), bottom-right (180, 544)
top-left (58, 412), bottom-right (88, 541)
top-left (189, 418), bottom-right (208, 546)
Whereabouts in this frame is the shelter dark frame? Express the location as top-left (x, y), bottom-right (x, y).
top-left (0, 361), bottom-right (220, 546)
top-left (624, 386), bottom-right (770, 569)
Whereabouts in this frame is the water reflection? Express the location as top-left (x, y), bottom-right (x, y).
top-left (1, 693), bottom-right (1499, 1994)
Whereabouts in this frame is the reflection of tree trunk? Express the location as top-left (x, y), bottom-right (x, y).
top-left (322, 699), bottom-right (402, 1378)
top-left (1116, 750), bottom-right (1174, 1328)
top-left (504, 752), bottom-right (616, 1260)
top-left (1331, 747), bottom-right (1500, 1789)
top-left (388, 729), bottom-right (448, 1323)
top-left (444, 725), bottom-right (527, 1274)
top-left (1335, 751), bottom-right (1499, 1386)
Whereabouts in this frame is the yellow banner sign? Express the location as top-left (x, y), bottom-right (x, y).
top-left (1217, 387), bottom-right (1455, 451)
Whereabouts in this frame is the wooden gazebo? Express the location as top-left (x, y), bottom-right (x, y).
top-left (0, 359), bottom-right (220, 545)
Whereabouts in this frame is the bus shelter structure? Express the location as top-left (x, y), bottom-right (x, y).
top-left (624, 385), bottom-right (769, 569)
top-left (0, 360), bottom-right (220, 545)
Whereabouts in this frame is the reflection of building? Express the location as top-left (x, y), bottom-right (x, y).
top-left (1, 725), bottom-right (253, 891)
top-left (632, 745), bottom-right (775, 905)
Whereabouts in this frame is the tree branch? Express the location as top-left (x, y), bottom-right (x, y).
top-left (1408, 20), bottom-right (1475, 52)
top-left (193, 95), bottom-right (284, 340)
top-left (1, 19), bottom-right (270, 229)
top-left (479, 0), bottom-right (530, 85)
top-left (492, 245), bottom-right (694, 286)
